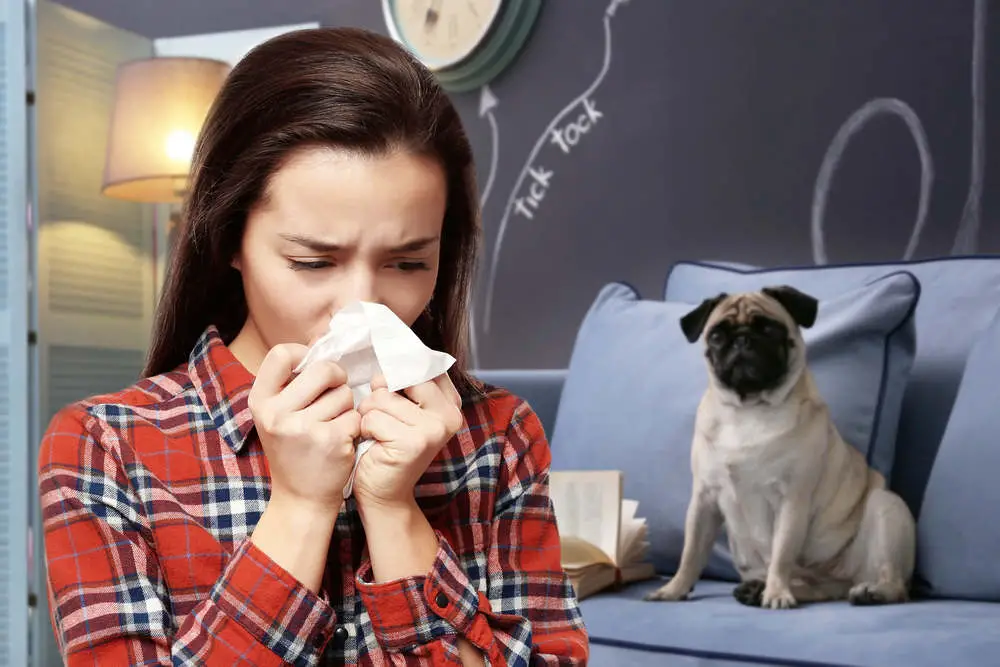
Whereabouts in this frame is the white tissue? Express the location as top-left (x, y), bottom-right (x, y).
top-left (294, 301), bottom-right (456, 498)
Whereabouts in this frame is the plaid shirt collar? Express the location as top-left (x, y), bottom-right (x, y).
top-left (189, 325), bottom-right (257, 454)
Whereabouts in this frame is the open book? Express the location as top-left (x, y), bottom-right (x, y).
top-left (549, 470), bottom-right (657, 600)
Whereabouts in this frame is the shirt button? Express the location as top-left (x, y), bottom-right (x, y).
top-left (434, 591), bottom-right (449, 608)
top-left (333, 625), bottom-right (348, 645)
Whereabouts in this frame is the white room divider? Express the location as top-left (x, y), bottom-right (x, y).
top-left (0, 0), bottom-right (30, 663)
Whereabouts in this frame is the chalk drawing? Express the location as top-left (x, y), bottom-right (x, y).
top-left (479, 85), bottom-right (500, 209)
top-left (811, 0), bottom-right (986, 263)
top-left (951, 0), bottom-right (986, 255)
top-left (481, 0), bottom-right (627, 332)
top-left (810, 98), bottom-right (933, 264)
top-left (468, 85), bottom-right (500, 369)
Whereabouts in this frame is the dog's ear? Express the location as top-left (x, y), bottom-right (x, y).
top-left (762, 285), bottom-right (818, 328)
top-left (680, 293), bottom-right (727, 343)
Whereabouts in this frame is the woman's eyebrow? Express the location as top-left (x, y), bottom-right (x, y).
top-left (278, 233), bottom-right (342, 252)
top-left (389, 235), bottom-right (440, 253)
top-left (278, 233), bottom-right (440, 253)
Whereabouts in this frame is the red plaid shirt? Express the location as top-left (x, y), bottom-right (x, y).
top-left (39, 326), bottom-right (588, 666)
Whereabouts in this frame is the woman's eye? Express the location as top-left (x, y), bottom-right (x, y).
top-left (395, 261), bottom-right (429, 272)
top-left (288, 259), bottom-right (332, 271)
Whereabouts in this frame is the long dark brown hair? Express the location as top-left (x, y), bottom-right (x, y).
top-left (144, 27), bottom-right (482, 396)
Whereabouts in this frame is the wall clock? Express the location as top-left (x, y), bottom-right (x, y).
top-left (381, 0), bottom-right (543, 92)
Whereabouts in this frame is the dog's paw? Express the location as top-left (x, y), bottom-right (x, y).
top-left (644, 580), bottom-right (690, 602)
top-left (761, 580), bottom-right (798, 609)
top-left (848, 583), bottom-right (883, 606)
top-left (848, 581), bottom-right (907, 606)
top-left (733, 579), bottom-right (765, 607)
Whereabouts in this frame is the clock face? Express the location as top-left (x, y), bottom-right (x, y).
top-left (383, 0), bottom-right (503, 70)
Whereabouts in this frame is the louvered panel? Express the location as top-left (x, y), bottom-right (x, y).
top-left (0, 349), bottom-right (10, 666)
top-left (32, 4), bottom-right (155, 666)
top-left (36, 32), bottom-right (144, 246)
top-left (37, 8), bottom-right (150, 319)
top-left (46, 222), bottom-right (144, 317)
top-left (36, 2), bottom-right (153, 325)
top-left (47, 346), bottom-right (144, 425)
top-left (0, 212), bottom-right (6, 312)
top-left (0, 25), bottom-right (6, 315)
top-left (0, 355), bottom-right (7, 438)
top-left (0, 0), bottom-right (29, 663)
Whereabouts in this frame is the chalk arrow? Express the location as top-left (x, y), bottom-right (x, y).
top-left (479, 84), bottom-right (498, 117)
top-left (470, 85), bottom-right (501, 370)
top-left (478, 85), bottom-right (500, 209)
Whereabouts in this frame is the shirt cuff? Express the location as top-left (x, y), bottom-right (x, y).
top-left (356, 529), bottom-right (484, 652)
top-left (210, 538), bottom-right (337, 666)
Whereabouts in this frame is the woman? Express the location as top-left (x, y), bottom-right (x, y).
top-left (38, 27), bottom-right (588, 666)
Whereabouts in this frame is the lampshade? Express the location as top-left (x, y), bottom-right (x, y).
top-left (101, 56), bottom-right (231, 203)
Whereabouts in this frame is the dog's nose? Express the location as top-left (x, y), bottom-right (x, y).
top-left (734, 333), bottom-right (751, 350)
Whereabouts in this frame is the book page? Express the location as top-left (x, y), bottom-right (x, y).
top-left (549, 470), bottom-right (622, 564)
top-left (618, 498), bottom-right (642, 562)
top-left (560, 535), bottom-right (616, 571)
top-left (621, 518), bottom-right (648, 564)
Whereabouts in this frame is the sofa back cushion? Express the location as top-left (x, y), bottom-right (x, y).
top-left (549, 273), bottom-right (919, 579)
top-left (664, 257), bottom-right (1000, 518)
top-left (917, 304), bottom-right (1000, 601)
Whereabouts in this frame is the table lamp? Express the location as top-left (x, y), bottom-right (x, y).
top-left (101, 56), bottom-right (231, 203)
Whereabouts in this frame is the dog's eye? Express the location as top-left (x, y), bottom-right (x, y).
top-left (762, 323), bottom-right (784, 337)
top-left (707, 329), bottom-right (726, 344)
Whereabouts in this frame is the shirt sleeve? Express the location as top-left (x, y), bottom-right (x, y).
top-left (38, 405), bottom-right (337, 667)
top-left (355, 398), bottom-right (590, 666)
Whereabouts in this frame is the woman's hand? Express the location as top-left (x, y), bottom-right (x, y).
top-left (352, 372), bottom-right (464, 510)
top-left (248, 344), bottom-right (360, 516)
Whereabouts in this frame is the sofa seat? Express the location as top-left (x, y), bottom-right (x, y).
top-left (580, 578), bottom-right (1000, 666)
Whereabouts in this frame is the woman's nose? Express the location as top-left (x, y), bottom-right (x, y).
top-left (337, 268), bottom-right (378, 306)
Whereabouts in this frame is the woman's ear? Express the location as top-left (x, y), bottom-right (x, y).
top-left (231, 255), bottom-right (242, 272)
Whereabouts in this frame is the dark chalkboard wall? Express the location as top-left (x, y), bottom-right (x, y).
top-left (58, 0), bottom-right (1000, 370)
top-left (447, 0), bottom-right (998, 370)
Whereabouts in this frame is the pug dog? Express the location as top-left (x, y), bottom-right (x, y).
top-left (644, 286), bottom-right (915, 609)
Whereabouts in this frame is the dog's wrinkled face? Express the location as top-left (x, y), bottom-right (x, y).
top-left (680, 286), bottom-right (819, 401)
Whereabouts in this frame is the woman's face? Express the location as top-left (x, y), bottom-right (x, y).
top-left (230, 145), bottom-right (447, 373)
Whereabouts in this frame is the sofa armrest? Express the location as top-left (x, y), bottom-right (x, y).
top-left (472, 369), bottom-right (567, 438)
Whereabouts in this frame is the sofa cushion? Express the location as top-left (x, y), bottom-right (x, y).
top-left (549, 274), bottom-right (919, 580)
top-left (471, 369), bottom-right (566, 436)
top-left (580, 578), bottom-right (1000, 667)
top-left (916, 303), bottom-right (1000, 601)
top-left (588, 644), bottom-right (763, 667)
top-left (664, 257), bottom-right (1000, 521)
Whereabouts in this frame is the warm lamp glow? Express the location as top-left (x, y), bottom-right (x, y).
top-left (164, 129), bottom-right (196, 162)
top-left (101, 56), bottom-right (231, 203)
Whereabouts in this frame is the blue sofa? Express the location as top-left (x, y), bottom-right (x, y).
top-left (477, 256), bottom-right (1000, 667)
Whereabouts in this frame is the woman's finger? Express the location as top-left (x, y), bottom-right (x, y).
top-left (403, 378), bottom-right (454, 417)
top-left (360, 409), bottom-right (409, 443)
top-left (299, 383), bottom-right (355, 422)
top-left (276, 360), bottom-right (349, 414)
top-left (359, 388), bottom-right (423, 426)
top-left (433, 372), bottom-right (462, 409)
top-left (252, 343), bottom-right (308, 399)
top-left (370, 374), bottom-right (389, 392)
top-left (308, 409), bottom-right (362, 447)
top-left (331, 409), bottom-right (362, 442)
